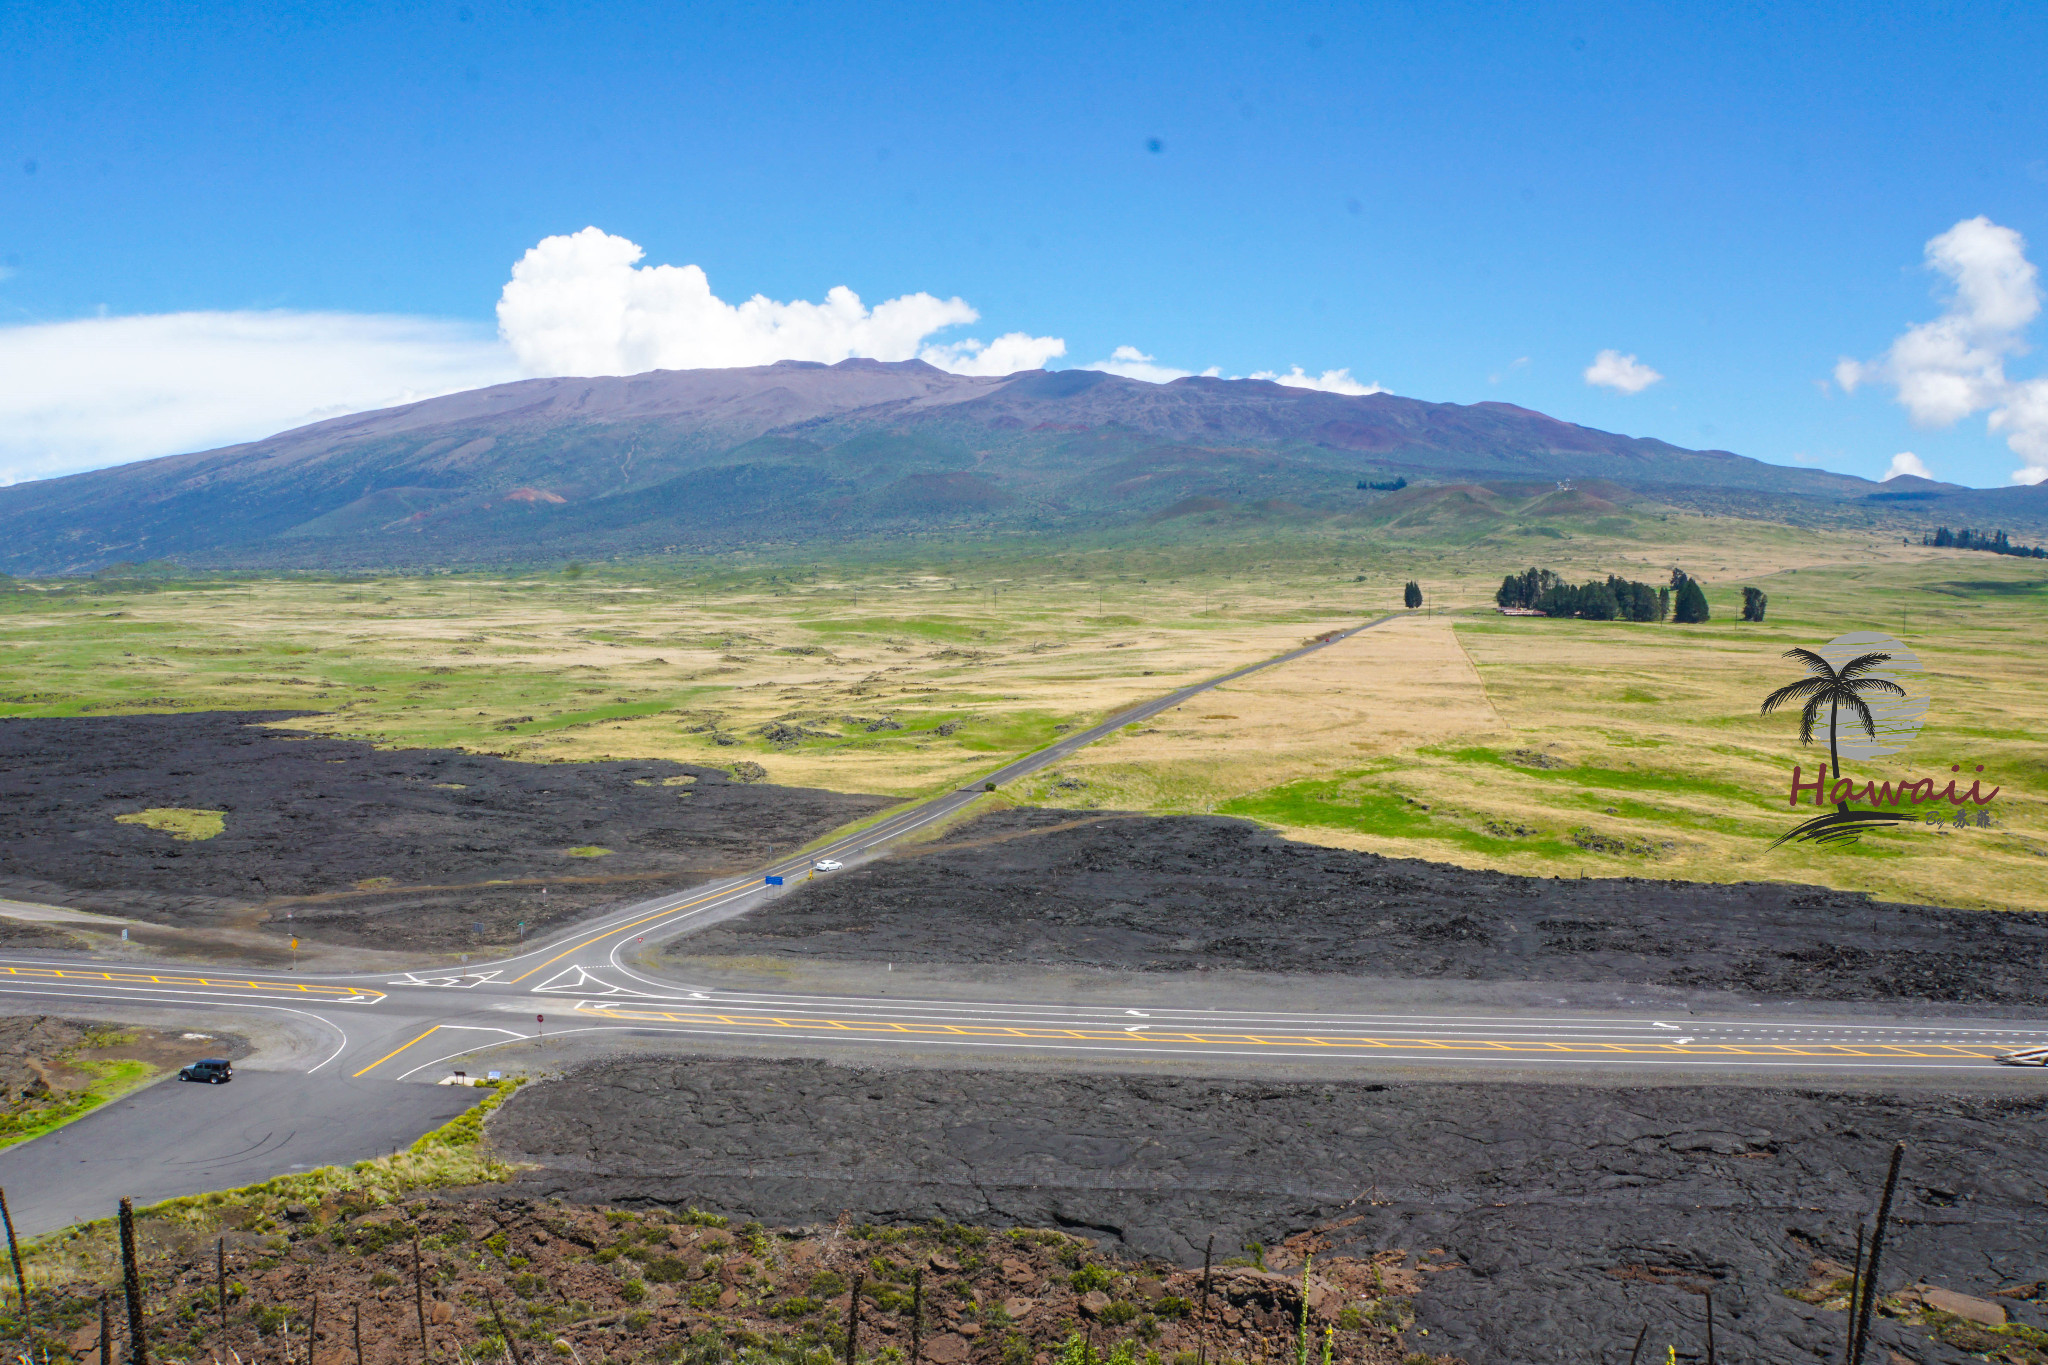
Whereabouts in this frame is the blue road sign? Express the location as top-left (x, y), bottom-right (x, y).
top-left (765, 875), bottom-right (784, 886)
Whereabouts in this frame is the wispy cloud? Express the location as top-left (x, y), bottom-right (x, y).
top-left (1085, 348), bottom-right (1382, 394)
top-left (1837, 216), bottom-right (2048, 485)
top-left (1583, 349), bottom-right (1663, 394)
top-left (0, 311), bottom-right (515, 486)
top-left (1248, 366), bottom-right (1385, 395)
top-left (1085, 346), bottom-right (1211, 383)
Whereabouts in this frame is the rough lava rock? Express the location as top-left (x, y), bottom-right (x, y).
top-left (492, 1056), bottom-right (2048, 1365)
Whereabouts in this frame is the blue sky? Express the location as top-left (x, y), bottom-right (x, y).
top-left (5, 0), bottom-right (2048, 487)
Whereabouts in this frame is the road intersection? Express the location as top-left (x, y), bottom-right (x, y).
top-left (2, 612), bottom-right (2044, 1230)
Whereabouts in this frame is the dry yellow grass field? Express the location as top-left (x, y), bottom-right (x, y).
top-left (2, 512), bottom-right (2041, 911)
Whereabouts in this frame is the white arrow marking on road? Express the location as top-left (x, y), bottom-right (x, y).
top-left (1124, 1010), bottom-right (1151, 1017)
top-left (1125, 1025), bottom-right (1150, 1033)
top-left (1651, 1021), bottom-right (1679, 1029)
top-left (1676, 1037), bottom-right (1695, 1045)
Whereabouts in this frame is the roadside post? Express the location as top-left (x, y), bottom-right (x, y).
top-left (535, 1013), bottom-right (544, 1047)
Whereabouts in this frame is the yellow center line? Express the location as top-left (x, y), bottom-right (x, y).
top-left (351, 1026), bottom-right (445, 1078)
top-left (568, 1005), bottom-right (2002, 1058)
top-left (0, 964), bottom-right (380, 1000)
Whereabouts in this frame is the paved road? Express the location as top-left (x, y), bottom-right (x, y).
top-left (0, 1072), bottom-right (477, 1235)
top-left (3, 613), bottom-right (2044, 1231)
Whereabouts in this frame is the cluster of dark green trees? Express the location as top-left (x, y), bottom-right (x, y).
top-left (1922, 526), bottom-right (2046, 558)
top-left (1495, 566), bottom-right (1727, 622)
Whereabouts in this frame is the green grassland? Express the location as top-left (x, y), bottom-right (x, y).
top-left (0, 1032), bottom-right (173, 1151)
top-left (2, 498), bottom-right (2041, 912)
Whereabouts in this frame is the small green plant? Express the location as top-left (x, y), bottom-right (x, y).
top-left (1153, 1296), bottom-right (1191, 1320)
top-left (1336, 1306), bottom-right (1363, 1331)
top-left (644, 1255), bottom-right (691, 1284)
top-left (1070, 1264), bottom-right (1114, 1294)
top-left (1295, 1255), bottom-right (1312, 1365)
top-left (1001, 1332), bottom-right (1033, 1365)
top-left (619, 1279), bottom-right (647, 1304)
top-left (769, 1297), bottom-right (820, 1320)
top-left (865, 1282), bottom-right (916, 1314)
top-left (688, 1283), bottom-right (722, 1310)
top-left (808, 1271), bottom-right (848, 1298)
top-left (512, 1273), bottom-right (546, 1299)
top-left (1098, 1302), bottom-right (1138, 1327)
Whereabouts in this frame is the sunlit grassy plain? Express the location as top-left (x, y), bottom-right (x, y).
top-left (2, 503), bottom-right (2041, 912)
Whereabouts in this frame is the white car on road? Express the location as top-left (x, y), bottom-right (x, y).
top-left (813, 859), bottom-right (843, 871)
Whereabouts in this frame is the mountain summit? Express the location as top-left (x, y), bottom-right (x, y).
top-left (0, 359), bottom-right (1958, 572)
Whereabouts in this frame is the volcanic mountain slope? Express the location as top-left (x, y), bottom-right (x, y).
top-left (4, 357), bottom-right (2031, 573)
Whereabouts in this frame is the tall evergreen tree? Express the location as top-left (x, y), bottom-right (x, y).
top-left (1673, 578), bottom-right (1710, 623)
top-left (1741, 587), bottom-right (1768, 621)
top-left (1403, 580), bottom-right (1423, 609)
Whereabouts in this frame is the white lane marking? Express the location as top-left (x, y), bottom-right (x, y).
top-left (370, 1022), bottom-right (2011, 1074)
top-left (0, 982), bottom-right (351, 1074)
top-left (386, 970), bottom-right (505, 989)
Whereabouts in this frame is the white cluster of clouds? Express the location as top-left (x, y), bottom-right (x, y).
top-left (1082, 345), bottom-right (1384, 395)
top-left (1884, 451), bottom-right (1933, 481)
top-left (1837, 216), bottom-right (2048, 485)
top-left (496, 227), bottom-right (1066, 377)
top-left (0, 311), bottom-right (516, 487)
top-left (1582, 348), bottom-right (1663, 394)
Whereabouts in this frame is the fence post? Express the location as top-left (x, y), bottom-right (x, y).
top-left (119, 1198), bottom-right (148, 1365)
top-left (0, 1187), bottom-right (29, 1358)
top-left (1850, 1143), bottom-right (1906, 1365)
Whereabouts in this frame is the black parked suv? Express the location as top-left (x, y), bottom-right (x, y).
top-left (179, 1059), bottom-right (233, 1084)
